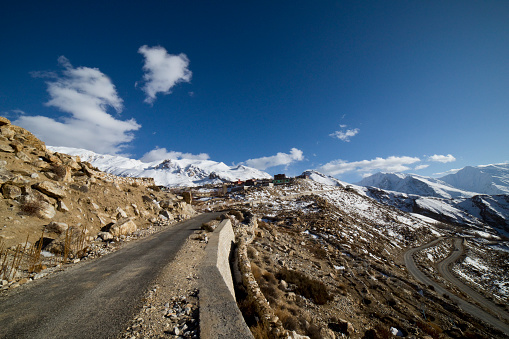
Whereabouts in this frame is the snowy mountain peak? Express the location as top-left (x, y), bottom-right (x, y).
top-left (48, 146), bottom-right (271, 187)
top-left (440, 163), bottom-right (509, 195)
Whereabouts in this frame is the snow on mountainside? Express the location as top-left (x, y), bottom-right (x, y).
top-left (356, 172), bottom-right (477, 199)
top-left (305, 169), bottom-right (509, 236)
top-left (301, 170), bottom-right (349, 188)
top-left (48, 146), bottom-right (271, 187)
top-left (440, 163), bottom-right (509, 195)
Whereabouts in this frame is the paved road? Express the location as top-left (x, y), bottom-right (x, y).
top-left (0, 212), bottom-right (221, 339)
top-left (404, 237), bottom-right (509, 336)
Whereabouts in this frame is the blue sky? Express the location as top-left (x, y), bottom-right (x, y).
top-left (1, 1), bottom-right (508, 183)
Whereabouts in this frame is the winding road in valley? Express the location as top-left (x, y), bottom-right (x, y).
top-left (404, 237), bottom-right (509, 336)
top-left (0, 212), bottom-right (221, 339)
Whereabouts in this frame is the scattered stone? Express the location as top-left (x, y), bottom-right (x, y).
top-left (0, 144), bottom-right (15, 153)
top-left (201, 221), bottom-right (217, 232)
top-left (116, 207), bottom-right (128, 219)
top-left (2, 184), bottom-right (22, 199)
top-left (46, 221), bottom-right (69, 234)
top-left (109, 218), bottom-right (137, 237)
top-left (57, 200), bottom-right (70, 212)
top-left (98, 232), bottom-right (114, 241)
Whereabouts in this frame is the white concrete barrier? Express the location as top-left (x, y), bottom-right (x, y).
top-left (200, 219), bottom-right (253, 338)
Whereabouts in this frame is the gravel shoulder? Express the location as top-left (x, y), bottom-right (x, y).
top-left (121, 228), bottom-right (209, 338)
top-left (0, 212), bottom-right (220, 339)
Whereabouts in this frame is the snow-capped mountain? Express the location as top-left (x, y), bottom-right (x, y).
top-left (356, 172), bottom-right (477, 199)
top-left (362, 186), bottom-right (509, 236)
top-left (356, 163), bottom-right (509, 198)
top-left (48, 146), bottom-right (271, 187)
top-left (349, 165), bottom-right (509, 236)
top-left (440, 164), bottom-right (509, 195)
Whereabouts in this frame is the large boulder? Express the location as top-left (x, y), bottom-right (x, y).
top-left (0, 117), bottom-right (11, 126)
top-left (109, 218), bottom-right (137, 237)
top-left (33, 181), bottom-right (66, 199)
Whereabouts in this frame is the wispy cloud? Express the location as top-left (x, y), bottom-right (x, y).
top-left (141, 147), bottom-right (209, 162)
top-left (138, 45), bottom-right (192, 104)
top-left (415, 164), bottom-right (429, 170)
top-left (14, 56), bottom-right (140, 154)
top-left (329, 125), bottom-right (359, 142)
top-left (428, 154), bottom-right (456, 163)
top-left (318, 156), bottom-right (420, 177)
top-left (242, 148), bottom-right (304, 170)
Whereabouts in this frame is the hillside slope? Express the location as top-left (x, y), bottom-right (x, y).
top-left (0, 117), bottom-right (195, 287)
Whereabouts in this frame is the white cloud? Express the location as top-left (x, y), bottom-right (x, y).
top-left (138, 45), bottom-right (192, 104)
top-left (141, 147), bottom-right (210, 162)
top-left (243, 148), bottom-right (304, 170)
top-left (428, 154), bottom-right (456, 163)
top-left (318, 156), bottom-right (421, 176)
top-left (414, 164), bottom-right (429, 170)
top-left (329, 125), bottom-right (359, 142)
top-left (14, 57), bottom-right (140, 154)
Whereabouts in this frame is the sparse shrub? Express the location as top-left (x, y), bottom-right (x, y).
top-left (251, 263), bottom-right (263, 282)
top-left (279, 311), bottom-right (299, 331)
top-left (147, 185), bottom-right (161, 192)
top-left (363, 324), bottom-right (392, 339)
top-left (262, 270), bottom-right (278, 285)
top-left (276, 268), bottom-right (332, 305)
top-left (247, 246), bottom-right (258, 259)
top-left (260, 284), bottom-right (280, 305)
top-left (416, 320), bottom-right (443, 338)
top-left (19, 199), bottom-right (43, 216)
top-left (250, 322), bottom-right (270, 339)
top-left (306, 323), bottom-right (322, 339)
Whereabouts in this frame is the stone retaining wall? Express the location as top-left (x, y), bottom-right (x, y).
top-left (200, 219), bottom-right (253, 339)
top-left (235, 217), bottom-right (290, 338)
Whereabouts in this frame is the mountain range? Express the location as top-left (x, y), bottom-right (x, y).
top-left (357, 163), bottom-right (509, 198)
top-left (354, 164), bottom-right (509, 236)
top-left (48, 146), bottom-right (271, 187)
top-left (49, 146), bottom-right (509, 236)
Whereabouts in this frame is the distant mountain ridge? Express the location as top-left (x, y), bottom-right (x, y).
top-left (356, 172), bottom-right (478, 199)
top-left (357, 163), bottom-right (509, 198)
top-left (302, 166), bottom-right (509, 236)
top-left (48, 146), bottom-right (271, 187)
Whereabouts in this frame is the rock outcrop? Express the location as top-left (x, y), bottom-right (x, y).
top-left (0, 117), bottom-right (196, 286)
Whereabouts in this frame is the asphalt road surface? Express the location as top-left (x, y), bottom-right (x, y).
top-left (0, 212), bottom-right (221, 339)
top-left (404, 237), bottom-right (509, 336)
